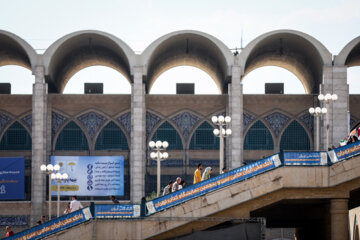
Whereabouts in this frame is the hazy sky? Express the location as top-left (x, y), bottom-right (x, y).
top-left (0, 0), bottom-right (359, 94)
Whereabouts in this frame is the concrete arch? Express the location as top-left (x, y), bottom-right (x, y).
top-left (0, 30), bottom-right (38, 70)
top-left (240, 30), bottom-right (332, 94)
top-left (43, 30), bottom-right (136, 93)
top-left (335, 36), bottom-right (360, 66)
top-left (141, 30), bottom-right (233, 93)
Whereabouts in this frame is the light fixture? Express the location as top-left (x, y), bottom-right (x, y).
top-left (225, 116), bottom-right (231, 123)
top-left (149, 141), bottom-right (156, 148)
top-left (213, 129), bottom-right (220, 136)
top-left (218, 116), bottom-right (225, 123)
top-left (226, 129), bottom-right (232, 135)
top-left (162, 141), bottom-right (169, 149)
top-left (155, 141), bottom-right (162, 148)
top-left (211, 116), bottom-right (218, 124)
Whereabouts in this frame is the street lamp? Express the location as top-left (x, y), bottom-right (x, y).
top-left (149, 140), bottom-right (169, 197)
top-left (40, 163), bottom-right (60, 220)
top-left (51, 172), bottom-right (69, 217)
top-left (318, 93), bottom-right (338, 149)
top-left (212, 115), bottom-right (232, 174)
top-left (309, 107), bottom-right (327, 151)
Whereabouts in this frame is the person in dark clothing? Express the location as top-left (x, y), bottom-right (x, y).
top-left (110, 195), bottom-right (119, 204)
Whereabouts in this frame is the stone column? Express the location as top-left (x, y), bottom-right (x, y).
top-left (130, 66), bottom-right (146, 203)
top-left (228, 64), bottom-right (243, 169)
top-left (321, 66), bottom-right (349, 150)
top-left (330, 198), bottom-right (349, 240)
top-left (30, 66), bottom-right (48, 226)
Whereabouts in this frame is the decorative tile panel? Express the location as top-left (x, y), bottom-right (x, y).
top-left (21, 114), bottom-right (32, 130)
top-left (117, 112), bottom-right (131, 136)
top-left (146, 112), bottom-right (161, 137)
top-left (0, 113), bottom-right (11, 133)
top-left (0, 216), bottom-right (28, 226)
top-left (171, 112), bottom-right (200, 140)
top-left (150, 159), bottom-right (183, 166)
top-left (77, 112), bottom-right (106, 138)
top-left (243, 112), bottom-right (255, 132)
top-left (52, 112), bottom-right (67, 136)
top-left (300, 113), bottom-right (314, 135)
top-left (264, 112), bottom-right (289, 137)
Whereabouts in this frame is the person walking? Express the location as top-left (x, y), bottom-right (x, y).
top-left (193, 163), bottom-right (203, 184)
top-left (5, 226), bottom-right (14, 237)
top-left (172, 177), bottom-right (182, 192)
top-left (162, 180), bottom-right (173, 196)
top-left (64, 202), bottom-right (71, 214)
top-left (202, 167), bottom-right (212, 181)
top-left (70, 196), bottom-right (83, 212)
top-left (110, 196), bottom-right (119, 204)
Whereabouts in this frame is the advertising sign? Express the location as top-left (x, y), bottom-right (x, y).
top-left (283, 152), bottom-right (328, 166)
top-left (95, 204), bottom-right (140, 218)
top-left (8, 207), bottom-right (92, 240)
top-left (0, 157), bottom-right (24, 200)
top-left (146, 154), bottom-right (282, 215)
top-left (328, 141), bottom-right (360, 164)
top-left (51, 156), bottom-right (124, 196)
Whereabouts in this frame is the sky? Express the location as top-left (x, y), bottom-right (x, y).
top-left (0, 0), bottom-right (359, 94)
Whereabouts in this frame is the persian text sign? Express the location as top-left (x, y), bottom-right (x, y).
top-left (51, 156), bottom-right (124, 196)
top-left (328, 141), bottom-right (360, 164)
top-left (95, 204), bottom-right (140, 218)
top-left (0, 157), bottom-right (24, 200)
top-left (146, 154), bottom-right (282, 215)
top-left (283, 152), bottom-right (328, 166)
top-left (8, 207), bottom-right (92, 240)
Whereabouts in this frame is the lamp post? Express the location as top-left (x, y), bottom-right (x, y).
top-left (40, 163), bottom-right (60, 220)
top-left (318, 93), bottom-right (338, 150)
top-left (51, 172), bottom-right (69, 217)
top-left (212, 115), bottom-right (232, 174)
top-left (309, 107), bottom-right (327, 151)
top-left (149, 140), bottom-right (169, 197)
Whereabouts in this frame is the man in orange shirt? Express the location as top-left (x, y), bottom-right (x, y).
top-left (193, 163), bottom-right (203, 184)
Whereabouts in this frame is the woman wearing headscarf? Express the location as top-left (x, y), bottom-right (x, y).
top-left (201, 167), bottom-right (212, 181)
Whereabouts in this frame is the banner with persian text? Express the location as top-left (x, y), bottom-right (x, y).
top-left (146, 154), bottom-right (282, 215)
top-left (7, 207), bottom-right (92, 240)
top-left (95, 204), bottom-right (140, 218)
top-left (328, 141), bottom-right (360, 164)
top-left (0, 157), bottom-right (24, 200)
top-left (51, 156), bottom-right (124, 196)
top-left (283, 152), bottom-right (328, 166)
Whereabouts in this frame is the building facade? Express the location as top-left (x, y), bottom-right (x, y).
top-left (0, 29), bottom-right (359, 227)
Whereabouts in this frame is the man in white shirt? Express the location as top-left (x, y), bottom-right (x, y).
top-left (70, 196), bottom-right (83, 212)
top-left (172, 177), bottom-right (181, 192)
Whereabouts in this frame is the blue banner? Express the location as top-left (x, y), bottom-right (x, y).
top-left (95, 204), bottom-right (140, 218)
top-left (283, 152), bottom-right (328, 166)
top-left (7, 207), bottom-right (92, 240)
top-left (328, 141), bottom-right (360, 164)
top-left (51, 156), bottom-right (124, 196)
top-left (0, 157), bottom-right (24, 200)
top-left (146, 154), bottom-right (282, 215)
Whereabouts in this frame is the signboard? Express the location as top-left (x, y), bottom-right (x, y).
top-left (51, 156), bottom-right (124, 196)
top-left (8, 207), bottom-right (92, 240)
top-left (328, 141), bottom-right (360, 164)
top-left (95, 204), bottom-right (140, 218)
top-left (283, 152), bottom-right (328, 166)
top-left (0, 157), bottom-right (24, 200)
top-left (146, 154), bottom-right (282, 215)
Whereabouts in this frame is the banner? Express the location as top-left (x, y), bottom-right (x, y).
top-left (328, 141), bottom-right (360, 164)
top-left (146, 154), bottom-right (282, 215)
top-left (283, 152), bottom-right (328, 166)
top-left (8, 207), bottom-right (92, 240)
top-left (95, 204), bottom-right (140, 218)
top-left (51, 156), bottom-right (124, 196)
top-left (0, 157), bottom-right (24, 200)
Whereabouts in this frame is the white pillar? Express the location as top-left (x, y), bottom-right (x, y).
top-left (30, 66), bottom-right (48, 226)
top-left (228, 65), bottom-right (243, 169)
top-left (321, 66), bottom-right (349, 149)
top-left (130, 66), bottom-right (146, 203)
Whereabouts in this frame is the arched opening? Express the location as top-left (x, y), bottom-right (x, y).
top-left (244, 120), bottom-right (274, 150)
top-left (280, 120), bottom-right (310, 151)
top-left (348, 67), bottom-right (360, 94)
top-left (95, 121), bottom-right (128, 150)
top-left (242, 66), bottom-right (306, 94)
top-left (55, 121), bottom-right (89, 150)
top-left (143, 31), bottom-right (232, 94)
top-left (149, 66), bottom-right (220, 95)
top-left (189, 121), bottom-right (219, 149)
top-left (151, 121), bottom-right (183, 150)
top-left (0, 65), bottom-right (34, 94)
top-left (63, 66), bottom-right (131, 94)
top-left (0, 121), bottom-right (31, 150)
